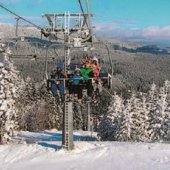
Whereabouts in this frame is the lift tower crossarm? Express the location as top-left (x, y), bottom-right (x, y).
top-left (43, 13), bottom-right (92, 17)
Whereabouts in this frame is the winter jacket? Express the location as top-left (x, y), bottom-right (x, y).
top-left (72, 75), bottom-right (83, 85)
top-left (80, 67), bottom-right (93, 80)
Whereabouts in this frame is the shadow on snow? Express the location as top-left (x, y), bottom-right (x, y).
top-left (16, 131), bottom-right (96, 150)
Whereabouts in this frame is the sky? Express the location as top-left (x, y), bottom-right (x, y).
top-left (0, 0), bottom-right (170, 45)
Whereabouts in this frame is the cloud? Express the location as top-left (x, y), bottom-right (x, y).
top-left (142, 26), bottom-right (170, 39)
top-left (95, 22), bottom-right (170, 41)
top-left (95, 22), bottom-right (119, 32)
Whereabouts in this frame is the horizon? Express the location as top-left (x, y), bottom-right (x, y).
top-left (0, 0), bottom-right (170, 46)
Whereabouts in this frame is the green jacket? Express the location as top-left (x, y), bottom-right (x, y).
top-left (80, 68), bottom-right (93, 80)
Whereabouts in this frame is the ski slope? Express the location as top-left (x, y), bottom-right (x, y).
top-left (1, 130), bottom-right (170, 170)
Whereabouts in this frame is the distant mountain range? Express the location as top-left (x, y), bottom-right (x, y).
top-left (1, 23), bottom-right (170, 55)
top-left (113, 44), bottom-right (170, 55)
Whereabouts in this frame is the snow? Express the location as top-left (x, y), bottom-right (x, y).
top-left (0, 62), bottom-right (4, 67)
top-left (1, 130), bottom-right (170, 170)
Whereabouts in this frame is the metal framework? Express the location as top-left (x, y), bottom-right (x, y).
top-left (42, 13), bottom-right (92, 44)
top-left (41, 1), bottom-right (94, 151)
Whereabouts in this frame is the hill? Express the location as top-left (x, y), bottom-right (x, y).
top-left (1, 130), bottom-right (170, 170)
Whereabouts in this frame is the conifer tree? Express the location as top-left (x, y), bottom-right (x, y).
top-left (152, 81), bottom-right (170, 141)
top-left (0, 45), bottom-right (24, 143)
top-left (98, 93), bottom-right (124, 141)
top-left (118, 93), bottom-right (142, 141)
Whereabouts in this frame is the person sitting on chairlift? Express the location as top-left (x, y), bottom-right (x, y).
top-left (71, 68), bottom-right (83, 101)
top-left (91, 57), bottom-right (101, 78)
top-left (80, 59), bottom-right (93, 80)
top-left (51, 67), bottom-right (65, 100)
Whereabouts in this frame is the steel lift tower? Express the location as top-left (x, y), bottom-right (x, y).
top-left (42, 0), bottom-right (93, 150)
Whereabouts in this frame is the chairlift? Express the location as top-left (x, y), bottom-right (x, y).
top-left (46, 43), bottom-right (112, 103)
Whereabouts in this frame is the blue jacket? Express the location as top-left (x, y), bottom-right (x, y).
top-left (72, 75), bottom-right (83, 85)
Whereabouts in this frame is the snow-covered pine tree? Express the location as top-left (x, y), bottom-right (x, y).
top-left (151, 80), bottom-right (170, 142)
top-left (98, 93), bottom-right (124, 141)
top-left (16, 78), bottom-right (62, 131)
top-left (116, 97), bottom-right (132, 141)
top-left (143, 83), bottom-right (158, 142)
top-left (0, 44), bottom-right (24, 144)
top-left (138, 95), bottom-right (152, 142)
top-left (97, 82), bottom-right (170, 143)
top-left (73, 102), bottom-right (83, 130)
top-left (117, 93), bottom-right (143, 142)
top-left (129, 93), bottom-right (144, 141)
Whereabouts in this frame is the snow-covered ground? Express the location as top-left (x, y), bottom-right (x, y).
top-left (1, 130), bottom-right (170, 170)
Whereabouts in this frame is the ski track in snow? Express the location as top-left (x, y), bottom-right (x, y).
top-left (1, 130), bottom-right (170, 170)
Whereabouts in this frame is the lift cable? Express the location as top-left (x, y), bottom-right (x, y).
top-left (85, 0), bottom-right (92, 27)
top-left (77, 0), bottom-right (88, 27)
top-left (0, 3), bottom-right (42, 30)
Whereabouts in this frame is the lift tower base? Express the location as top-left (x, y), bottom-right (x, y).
top-left (62, 101), bottom-right (74, 150)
